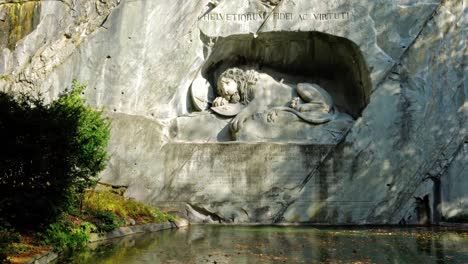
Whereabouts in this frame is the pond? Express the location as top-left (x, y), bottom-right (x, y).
top-left (58, 225), bottom-right (468, 264)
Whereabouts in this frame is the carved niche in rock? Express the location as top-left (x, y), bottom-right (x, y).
top-left (188, 32), bottom-right (371, 143)
top-left (190, 66), bottom-right (353, 142)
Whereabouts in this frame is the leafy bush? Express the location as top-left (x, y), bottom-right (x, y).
top-left (90, 211), bottom-right (124, 233)
top-left (0, 229), bottom-right (21, 263)
top-left (0, 81), bottom-right (110, 228)
top-left (41, 220), bottom-right (95, 252)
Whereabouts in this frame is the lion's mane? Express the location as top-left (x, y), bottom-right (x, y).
top-left (217, 68), bottom-right (259, 105)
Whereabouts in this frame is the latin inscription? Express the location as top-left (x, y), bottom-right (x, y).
top-left (161, 143), bottom-right (338, 203)
top-left (165, 143), bottom-right (333, 190)
top-left (199, 11), bottom-right (351, 22)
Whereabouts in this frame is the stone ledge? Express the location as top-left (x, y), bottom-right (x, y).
top-left (89, 218), bottom-right (189, 242)
top-left (25, 251), bottom-right (58, 264)
top-left (24, 219), bottom-right (189, 264)
top-left (439, 222), bottom-right (468, 229)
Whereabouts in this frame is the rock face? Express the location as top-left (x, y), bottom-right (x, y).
top-left (0, 1), bottom-right (40, 51)
top-left (0, 0), bottom-right (466, 224)
top-left (161, 143), bottom-right (333, 223)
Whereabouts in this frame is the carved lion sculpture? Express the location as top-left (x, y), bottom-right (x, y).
top-left (211, 67), bottom-right (336, 133)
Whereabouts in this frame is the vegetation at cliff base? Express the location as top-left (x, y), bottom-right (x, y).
top-left (0, 80), bottom-right (110, 229)
top-left (82, 189), bottom-right (175, 233)
top-left (0, 81), bottom-right (109, 263)
top-left (40, 219), bottom-right (96, 252)
top-left (0, 230), bottom-right (20, 263)
top-left (0, 81), bottom-right (174, 263)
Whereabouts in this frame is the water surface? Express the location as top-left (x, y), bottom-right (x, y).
top-left (59, 225), bottom-right (468, 263)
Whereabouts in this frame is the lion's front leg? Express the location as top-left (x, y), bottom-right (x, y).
top-left (230, 109), bottom-right (251, 133)
top-left (230, 101), bottom-right (261, 133)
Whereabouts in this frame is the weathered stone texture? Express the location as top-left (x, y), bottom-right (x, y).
top-left (284, 0), bottom-right (466, 224)
top-left (98, 112), bottom-right (169, 203)
top-left (442, 142), bottom-right (468, 220)
top-left (0, 0), bottom-right (466, 224)
top-left (156, 143), bottom-right (333, 223)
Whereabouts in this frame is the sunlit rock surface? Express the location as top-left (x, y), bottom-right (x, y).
top-left (0, 0), bottom-right (466, 224)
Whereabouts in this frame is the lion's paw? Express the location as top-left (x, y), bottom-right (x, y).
top-left (267, 110), bottom-right (278, 123)
top-left (290, 97), bottom-right (301, 110)
top-left (230, 111), bottom-right (249, 132)
top-left (213, 97), bottom-right (228, 107)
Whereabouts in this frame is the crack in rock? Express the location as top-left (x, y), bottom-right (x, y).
top-left (186, 203), bottom-right (227, 223)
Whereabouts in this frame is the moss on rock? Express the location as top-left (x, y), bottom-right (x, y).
top-left (0, 1), bottom-right (41, 50)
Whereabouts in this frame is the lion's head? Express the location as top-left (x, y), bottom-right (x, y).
top-left (217, 67), bottom-right (258, 105)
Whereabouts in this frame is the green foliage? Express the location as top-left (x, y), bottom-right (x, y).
top-left (0, 80), bottom-right (110, 228)
top-left (0, 229), bottom-right (21, 263)
top-left (11, 244), bottom-right (28, 253)
top-left (83, 190), bottom-right (174, 226)
top-left (89, 211), bottom-right (124, 233)
top-left (152, 207), bottom-right (175, 223)
top-left (41, 219), bottom-right (95, 252)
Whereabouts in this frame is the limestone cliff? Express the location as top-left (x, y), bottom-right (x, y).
top-left (0, 0), bottom-right (466, 224)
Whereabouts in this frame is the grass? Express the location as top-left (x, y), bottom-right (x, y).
top-left (2, 189), bottom-right (175, 262)
top-left (82, 189), bottom-right (175, 227)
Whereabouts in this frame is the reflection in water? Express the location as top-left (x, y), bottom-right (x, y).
top-left (58, 226), bottom-right (468, 264)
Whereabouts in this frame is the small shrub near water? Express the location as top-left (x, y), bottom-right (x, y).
top-left (41, 219), bottom-right (96, 252)
top-left (90, 211), bottom-right (124, 233)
